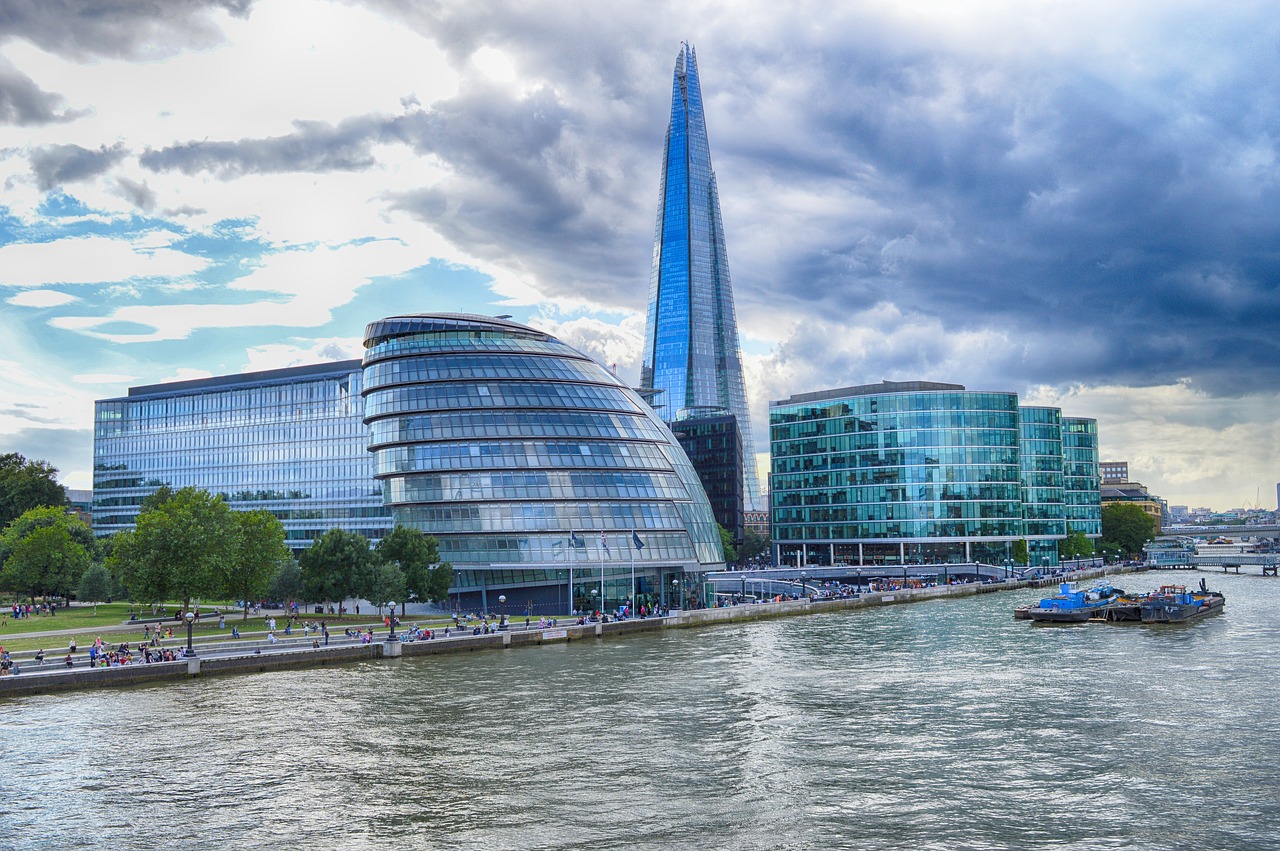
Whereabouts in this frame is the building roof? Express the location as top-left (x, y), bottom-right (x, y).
top-left (770, 380), bottom-right (967, 407)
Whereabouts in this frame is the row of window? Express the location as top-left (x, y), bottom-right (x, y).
top-left (395, 501), bottom-right (687, 532)
top-left (773, 448), bottom-right (1022, 473)
top-left (385, 470), bottom-right (692, 504)
top-left (363, 353), bottom-right (606, 391)
top-left (772, 429), bottom-right (1021, 457)
top-left (364, 383), bottom-right (641, 417)
top-left (772, 393), bottom-right (1020, 424)
top-left (432, 531), bottom-right (703, 565)
top-left (771, 410), bottom-right (1021, 440)
top-left (775, 502), bottom-right (1024, 523)
top-left (367, 410), bottom-right (667, 448)
top-left (773, 520), bottom-right (1026, 540)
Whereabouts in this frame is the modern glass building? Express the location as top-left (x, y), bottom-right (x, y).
top-left (769, 381), bottom-right (1101, 568)
top-left (670, 410), bottom-right (745, 544)
top-left (1063, 417), bottom-right (1102, 537)
top-left (640, 42), bottom-right (762, 512)
top-left (362, 313), bottom-right (725, 614)
top-left (93, 361), bottom-right (392, 548)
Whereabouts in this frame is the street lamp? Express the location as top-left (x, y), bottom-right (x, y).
top-left (672, 578), bottom-right (680, 610)
top-left (799, 570), bottom-right (808, 598)
top-left (387, 601), bottom-right (398, 640)
top-left (184, 610), bottom-right (196, 657)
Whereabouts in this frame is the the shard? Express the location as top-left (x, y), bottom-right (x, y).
top-left (641, 42), bottom-right (762, 514)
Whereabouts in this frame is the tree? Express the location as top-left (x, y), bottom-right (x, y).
top-left (267, 560), bottom-right (304, 609)
top-left (1101, 503), bottom-right (1157, 559)
top-left (0, 453), bottom-right (66, 528)
top-left (225, 509), bottom-right (291, 619)
top-left (375, 525), bottom-right (452, 615)
top-left (299, 529), bottom-right (373, 617)
top-left (718, 524), bottom-right (738, 564)
top-left (739, 527), bottom-right (768, 562)
top-left (1058, 530), bottom-right (1094, 560)
top-left (77, 564), bottom-right (113, 614)
top-left (362, 562), bottom-right (406, 617)
top-left (1011, 539), bottom-right (1029, 566)
top-left (1, 510), bottom-right (91, 603)
top-left (109, 487), bottom-right (237, 611)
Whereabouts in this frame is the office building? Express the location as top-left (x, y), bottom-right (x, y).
top-left (93, 361), bottom-right (392, 547)
top-left (769, 381), bottom-right (1101, 567)
top-left (1100, 461), bottom-right (1129, 485)
top-left (640, 42), bottom-right (762, 513)
top-left (362, 313), bottom-right (725, 614)
top-left (670, 410), bottom-right (745, 543)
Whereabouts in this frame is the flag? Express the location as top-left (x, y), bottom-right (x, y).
top-left (632, 530), bottom-right (645, 551)
top-left (600, 531), bottom-right (610, 556)
top-left (569, 531), bottom-right (585, 549)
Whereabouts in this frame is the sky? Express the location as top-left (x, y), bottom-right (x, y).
top-left (0, 0), bottom-right (1277, 512)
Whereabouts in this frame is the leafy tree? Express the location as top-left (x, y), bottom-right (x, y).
top-left (0, 453), bottom-right (66, 528)
top-left (1011, 539), bottom-right (1029, 566)
top-left (225, 509), bottom-right (290, 619)
top-left (375, 525), bottom-right (452, 615)
top-left (1101, 503), bottom-right (1157, 558)
top-left (299, 529), bottom-right (373, 617)
top-left (718, 524), bottom-right (738, 564)
top-left (362, 562), bottom-right (406, 616)
top-left (1, 506), bottom-right (93, 602)
top-left (109, 487), bottom-right (237, 611)
top-left (77, 564), bottom-right (113, 614)
top-left (739, 527), bottom-right (768, 562)
top-left (1058, 530), bottom-right (1094, 560)
top-left (267, 560), bottom-right (304, 608)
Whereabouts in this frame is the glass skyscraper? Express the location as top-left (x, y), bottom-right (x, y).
top-left (641, 42), bottom-right (762, 513)
top-left (93, 361), bottom-right (392, 548)
top-left (362, 314), bottom-right (725, 614)
top-left (769, 381), bottom-right (1101, 567)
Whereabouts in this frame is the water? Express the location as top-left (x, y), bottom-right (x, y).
top-left (4, 570), bottom-right (1279, 850)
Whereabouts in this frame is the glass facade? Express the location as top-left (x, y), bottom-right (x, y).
top-left (640, 42), bottom-right (762, 512)
top-left (671, 410), bottom-right (745, 543)
top-left (769, 382), bottom-right (1101, 567)
top-left (363, 314), bottom-right (725, 614)
top-left (93, 361), bottom-right (392, 548)
top-left (1063, 417), bottom-right (1103, 536)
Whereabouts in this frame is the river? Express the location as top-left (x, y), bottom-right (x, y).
top-left (4, 569), bottom-right (1278, 849)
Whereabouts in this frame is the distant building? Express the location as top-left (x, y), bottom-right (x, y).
top-left (769, 381), bottom-right (1101, 568)
top-left (1100, 481), bottom-right (1166, 532)
top-left (670, 410), bottom-right (745, 543)
top-left (1099, 461), bottom-right (1129, 485)
top-left (66, 488), bottom-right (92, 526)
top-left (93, 361), bottom-right (392, 548)
top-left (744, 510), bottom-right (770, 538)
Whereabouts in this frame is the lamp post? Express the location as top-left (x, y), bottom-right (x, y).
top-left (387, 601), bottom-right (398, 640)
top-left (184, 610), bottom-right (196, 657)
top-left (672, 577), bottom-right (680, 611)
top-left (799, 570), bottom-right (808, 598)
top-left (590, 588), bottom-right (598, 619)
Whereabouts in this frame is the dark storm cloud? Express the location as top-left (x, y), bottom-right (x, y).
top-left (140, 117), bottom-right (383, 177)
top-left (0, 0), bottom-right (254, 60)
top-left (0, 57), bottom-right (84, 125)
top-left (29, 143), bottom-right (128, 190)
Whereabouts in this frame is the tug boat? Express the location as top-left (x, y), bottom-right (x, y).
top-left (1018, 581), bottom-right (1123, 623)
top-left (1136, 580), bottom-right (1225, 623)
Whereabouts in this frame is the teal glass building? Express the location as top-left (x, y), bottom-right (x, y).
top-left (769, 381), bottom-right (1100, 568)
top-left (1063, 417), bottom-right (1102, 537)
top-left (92, 361), bottom-right (392, 548)
top-left (640, 42), bottom-right (762, 512)
top-left (362, 314), bottom-right (725, 614)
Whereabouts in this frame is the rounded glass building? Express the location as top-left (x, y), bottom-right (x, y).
top-left (362, 314), bottom-right (724, 614)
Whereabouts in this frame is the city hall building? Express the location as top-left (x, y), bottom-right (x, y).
top-left (92, 361), bottom-right (392, 548)
top-left (769, 381), bottom-right (1100, 569)
top-left (362, 313), bottom-right (726, 614)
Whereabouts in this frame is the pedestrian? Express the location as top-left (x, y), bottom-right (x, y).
top-left (322, 622), bottom-right (329, 646)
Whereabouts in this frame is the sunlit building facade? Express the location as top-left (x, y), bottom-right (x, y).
top-left (769, 382), bottom-right (1100, 568)
top-left (92, 361), bottom-right (392, 548)
top-left (362, 314), bottom-right (725, 614)
top-left (640, 42), bottom-right (762, 513)
top-left (1063, 417), bottom-right (1103, 537)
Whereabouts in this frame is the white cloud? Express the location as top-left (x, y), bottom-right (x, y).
top-left (72, 373), bottom-right (137, 384)
top-left (242, 337), bottom-right (364, 372)
top-left (0, 234), bottom-right (209, 287)
top-left (7, 289), bottom-right (77, 307)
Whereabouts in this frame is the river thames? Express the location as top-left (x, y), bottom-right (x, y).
top-left (4, 569), bottom-right (1279, 849)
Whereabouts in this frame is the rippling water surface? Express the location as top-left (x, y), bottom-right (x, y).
top-left (5, 570), bottom-right (1279, 849)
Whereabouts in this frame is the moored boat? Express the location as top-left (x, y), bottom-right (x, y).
top-left (1021, 581), bottom-right (1123, 623)
top-left (1137, 581), bottom-right (1225, 623)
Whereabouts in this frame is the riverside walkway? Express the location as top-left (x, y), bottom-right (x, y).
top-left (0, 564), bottom-right (1140, 698)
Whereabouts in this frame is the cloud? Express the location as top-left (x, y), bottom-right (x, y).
top-left (0, 0), bottom-right (255, 61)
top-left (29, 143), bottom-right (128, 190)
top-left (0, 235), bottom-right (210, 287)
top-left (241, 337), bottom-right (364, 372)
top-left (0, 56), bottom-right (85, 125)
top-left (140, 116), bottom-right (385, 177)
top-left (115, 176), bottom-right (157, 210)
top-left (72, 373), bottom-right (138, 384)
top-left (7, 289), bottom-right (77, 308)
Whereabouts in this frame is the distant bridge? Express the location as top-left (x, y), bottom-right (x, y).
top-left (706, 560), bottom-right (1104, 596)
top-left (1165, 524), bottom-right (1280, 536)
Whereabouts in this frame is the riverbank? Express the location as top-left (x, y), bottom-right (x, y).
top-left (0, 564), bottom-right (1141, 698)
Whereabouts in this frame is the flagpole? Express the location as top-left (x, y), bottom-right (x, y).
top-left (630, 533), bottom-right (635, 610)
top-left (599, 531), bottom-right (605, 616)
